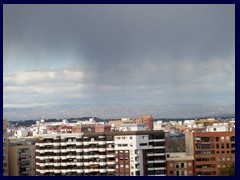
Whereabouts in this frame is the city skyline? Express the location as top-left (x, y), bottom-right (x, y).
top-left (3, 4), bottom-right (235, 120)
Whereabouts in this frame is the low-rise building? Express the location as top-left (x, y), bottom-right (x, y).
top-left (166, 153), bottom-right (194, 176)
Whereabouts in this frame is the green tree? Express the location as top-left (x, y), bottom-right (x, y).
top-left (219, 162), bottom-right (235, 176)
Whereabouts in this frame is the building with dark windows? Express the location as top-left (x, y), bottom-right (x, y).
top-left (35, 130), bottom-right (166, 176)
top-left (3, 119), bottom-right (9, 176)
top-left (193, 131), bottom-right (235, 176)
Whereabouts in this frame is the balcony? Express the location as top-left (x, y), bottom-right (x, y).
top-left (76, 162), bottom-right (83, 166)
top-left (83, 162), bottom-right (90, 166)
top-left (89, 169), bottom-right (99, 172)
top-left (99, 162), bottom-right (106, 166)
top-left (61, 169), bottom-right (67, 173)
top-left (106, 154), bottom-right (115, 158)
top-left (106, 147), bottom-right (114, 151)
top-left (54, 163), bottom-right (61, 166)
top-left (83, 142), bottom-right (89, 145)
top-left (99, 155), bottom-right (106, 158)
top-left (98, 141), bottom-right (106, 145)
top-left (107, 161), bottom-right (115, 165)
top-left (107, 168), bottom-right (115, 172)
top-left (60, 142), bottom-right (67, 146)
top-left (76, 149), bottom-right (83, 153)
top-left (99, 148), bottom-right (106, 152)
top-left (154, 167), bottom-right (166, 170)
top-left (49, 169), bottom-right (59, 173)
top-left (154, 160), bottom-right (166, 163)
top-left (77, 169), bottom-right (84, 173)
top-left (99, 169), bottom-right (107, 173)
top-left (83, 149), bottom-right (90, 152)
top-left (154, 146), bottom-right (165, 149)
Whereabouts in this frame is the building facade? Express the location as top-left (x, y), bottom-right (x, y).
top-left (3, 119), bottom-right (9, 176)
top-left (35, 130), bottom-right (166, 176)
top-left (132, 115), bottom-right (154, 130)
top-left (8, 137), bottom-right (36, 176)
top-left (166, 153), bottom-right (194, 176)
top-left (193, 131), bottom-right (235, 176)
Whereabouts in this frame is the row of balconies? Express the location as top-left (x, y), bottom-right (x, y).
top-left (36, 161), bottom-right (115, 167)
top-left (147, 153), bottom-right (165, 156)
top-left (37, 168), bottom-right (113, 174)
top-left (147, 167), bottom-right (166, 171)
top-left (147, 160), bottom-right (166, 163)
top-left (36, 141), bottom-right (109, 147)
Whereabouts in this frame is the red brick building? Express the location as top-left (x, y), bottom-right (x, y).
top-left (193, 131), bottom-right (235, 176)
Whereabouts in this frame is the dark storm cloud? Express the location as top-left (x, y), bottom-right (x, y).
top-left (4, 4), bottom-right (234, 64)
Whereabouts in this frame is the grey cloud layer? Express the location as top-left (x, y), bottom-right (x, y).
top-left (3, 4), bottom-right (235, 113)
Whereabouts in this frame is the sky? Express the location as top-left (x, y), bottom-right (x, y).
top-left (3, 4), bottom-right (235, 118)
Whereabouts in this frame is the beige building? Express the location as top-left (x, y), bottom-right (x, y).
top-left (3, 119), bottom-right (9, 176)
top-left (185, 130), bottom-right (194, 156)
top-left (8, 137), bottom-right (36, 176)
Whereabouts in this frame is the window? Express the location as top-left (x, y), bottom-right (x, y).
top-left (170, 171), bottom-right (173, 175)
top-left (216, 137), bottom-right (219, 142)
top-left (140, 143), bottom-right (147, 146)
top-left (176, 171), bottom-right (179, 176)
top-left (175, 163), bottom-right (179, 168)
top-left (181, 171), bottom-right (185, 176)
top-left (130, 136), bottom-right (132, 139)
top-left (188, 162), bottom-right (192, 166)
top-left (170, 163), bottom-right (173, 167)
top-left (226, 136), bottom-right (230, 142)
top-left (189, 171), bottom-right (192, 174)
top-left (181, 163), bottom-right (184, 168)
top-left (221, 136), bottom-right (224, 142)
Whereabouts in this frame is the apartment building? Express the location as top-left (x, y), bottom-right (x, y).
top-left (132, 115), bottom-right (154, 130)
top-left (114, 131), bottom-right (166, 176)
top-left (166, 153), bottom-right (194, 176)
top-left (8, 137), bottom-right (36, 176)
top-left (35, 130), bottom-right (166, 176)
top-left (3, 119), bottom-right (9, 176)
top-left (193, 131), bottom-right (235, 176)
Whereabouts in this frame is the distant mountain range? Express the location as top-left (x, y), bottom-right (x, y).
top-left (3, 103), bottom-right (235, 121)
